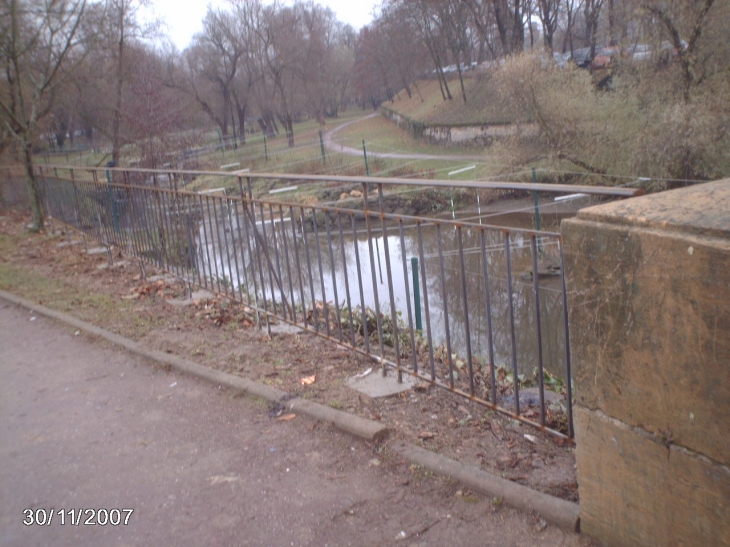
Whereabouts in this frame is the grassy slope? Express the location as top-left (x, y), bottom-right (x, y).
top-left (381, 77), bottom-right (513, 126)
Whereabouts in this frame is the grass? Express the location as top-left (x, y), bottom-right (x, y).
top-left (0, 230), bottom-right (169, 339)
top-left (380, 77), bottom-right (515, 126)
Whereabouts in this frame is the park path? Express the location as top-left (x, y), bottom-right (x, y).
top-left (0, 300), bottom-right (586, 547)
top-left (324, 113), bottom-right (492, 163)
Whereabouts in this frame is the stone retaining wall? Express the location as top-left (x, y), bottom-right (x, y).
top-left (379, 107), bottom-right (537, 146)
top-left (561, 180), bottom-right (730, 547)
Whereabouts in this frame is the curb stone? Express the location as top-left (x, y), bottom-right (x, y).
top-left (0, 288), bottom-right (580, 532)
top-left (390, 440), bottom-right (581, 532)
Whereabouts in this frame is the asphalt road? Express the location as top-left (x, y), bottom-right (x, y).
top-left (0, 301), bottom-right (585, 547)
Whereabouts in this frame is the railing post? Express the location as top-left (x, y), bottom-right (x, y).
top-left (362, 140), bottom-right (370, 177)
top-left (411, 257), bottom-right (422, 331)
top-left (318, 129), bottom-right (326, 165)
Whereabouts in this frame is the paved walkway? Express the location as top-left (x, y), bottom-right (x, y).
top-left (324, 114), bottom-right (493, 163)
top-left (0, 301), bottom-right (585, 547)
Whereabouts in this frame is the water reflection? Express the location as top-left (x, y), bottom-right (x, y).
top-left (197, 205), bottom-right (568, 379)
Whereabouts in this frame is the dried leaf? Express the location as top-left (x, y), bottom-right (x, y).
top-left (277, 413), bottom-right (297, 422)
top-left (300, 375), bottom-right (316, 385)
top-left (418, 431), bottom-right (436, 440)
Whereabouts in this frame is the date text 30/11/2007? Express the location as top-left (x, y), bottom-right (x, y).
top-left (23, 508), bottom-right (134, 526)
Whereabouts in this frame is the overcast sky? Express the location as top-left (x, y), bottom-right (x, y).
top-left (145, 0), bottom-right (380, 51)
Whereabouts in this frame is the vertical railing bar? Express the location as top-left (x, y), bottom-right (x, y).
top-left (196, 193), bottom-right (213, 291)
top-left (226, 197), bottom-right (244, 303)
top-left (268, 203), bottom-right (285, 315)
top-left (480, 228), bottom-right (498, 405)
top-left (301, 207), bottom-right (319, 333)
top-left (559, 240), bottom-right (575, 439)
top-left (91, 169), bottom-right (102, 242)
top-left (417, 222), bottom-right (435, 381)
top-left (324, 211), bottom-right (343, 341)
top-left (159, 188), bottom-right (178, 277)
top-left (530, 235), bottom-right (547, 427)
top-left (142, 187), bottom-right (160, 272)
top-left (121, 180), bottom-right (142, 265)
top-left (351, 214), bottom-right (369, 353)
top-left (289, 206), bottom-right (308, 326)
top-left (69, 169), bottom-right (80, 231)
top-left (101, 178), bottom-right (118, 258)
top-left (232, 196), bottom-right (251, 304)
top-left (152, 183), bottom-right (170, 270)
top-left (457, 225), bottom-right (475, 396)
top-left (209, 195), bottom-right (227, 296)
top-left (378, 184), bottom-right (402, 380)
top-left (339, 214), bottom-right (356, 347)
top-left (436, 223), bottom-right (455, 389)
top-left (237, 177), bottom-right (257, 312)
top-left (241, 190), bottom-right (263, 330)
top-left (258, 201), bottom-right (277, 315)
top-left (311, 208), bottom-right (331, 338)
top-left (246, 178), bottom-right (271, 336)
top-left (120, 175), bottom-right (140, 262)
top-left (218, 195), bottom-right (235, 298)
top-left (278, 204), bottom-right (297, 323)
top-left (505, 231), bottom-right (520, 416)
top-left (363, 186), bottom-right (386, 369)
top-left (204, 195), bottom-right (222, 294)
top-left (399, 219), bottom-right (418, 373)
top-left (94, 177), bottom-right (112, 253)
top-left (183, 194), bottom-right (199, 289)
top-left (125, 183), bottom-right (144, 268)
top-left (145, 186), bottom-right (160, 269)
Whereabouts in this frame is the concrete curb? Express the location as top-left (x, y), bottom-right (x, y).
top-left (0, 290), bottom-right (389, 443)
top-left (1, 289), bottom-right (579, 531)
top-left (391, 440), bottom-right (581, 532)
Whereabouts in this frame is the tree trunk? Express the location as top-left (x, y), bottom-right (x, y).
top-left (236, 102), bottom-right (247, 146)
top-left (22, 141), bottom-right (44, 231)
top-left (112, 12), bottom-right (125, 166)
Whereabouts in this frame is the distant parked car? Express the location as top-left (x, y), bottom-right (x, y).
top-left (592, 46), bottom-right (620, 70)
top-left (627, 43), bottom-right (652, 61)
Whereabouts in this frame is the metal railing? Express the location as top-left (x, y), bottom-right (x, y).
top-left (31, 165), bottom-right (642, 440)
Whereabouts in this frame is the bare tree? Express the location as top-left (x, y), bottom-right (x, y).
top-left (536, 0), bottom-right (560, 51)
top-left (643, 0), bottom-right (717, 103)
top-left (0, 0), bottom-right (93, 230)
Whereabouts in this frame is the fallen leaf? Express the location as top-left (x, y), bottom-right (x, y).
top-left (300, 375), bottom-right (316, 385)
top-left (418, 431), bottom-right (436, 440)
top-left (277, 413), bottom-right (297, 422)
top-left (524, 434), bottom-right (538, 444)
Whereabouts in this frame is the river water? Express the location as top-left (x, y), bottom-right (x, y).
top-left (198, 205), bottom-right (569, 379)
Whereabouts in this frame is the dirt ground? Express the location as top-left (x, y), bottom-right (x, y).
top-left (0, 211), bottom-right (578, 504)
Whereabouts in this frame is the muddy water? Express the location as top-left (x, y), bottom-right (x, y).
top-left (199, 207), bottom-right (569, 379)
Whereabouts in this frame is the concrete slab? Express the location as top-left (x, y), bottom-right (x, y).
top-left (192, 289), bottom-right (215, 300)
top-left (347, 368), bottom-right (417, 398)
top-left (269, 322), bottom-right (302, 335)
top-left (55, 240), bottom-right (83, 248)
top-left (147, 274), bottom-right (178, 283)
top-left (165, 289), bottom-right (216, 307)
top-left (95, 260), bottom-right (130, 270)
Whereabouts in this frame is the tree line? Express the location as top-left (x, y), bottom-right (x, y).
top-left (1, 0), bottom-right (728, 230)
